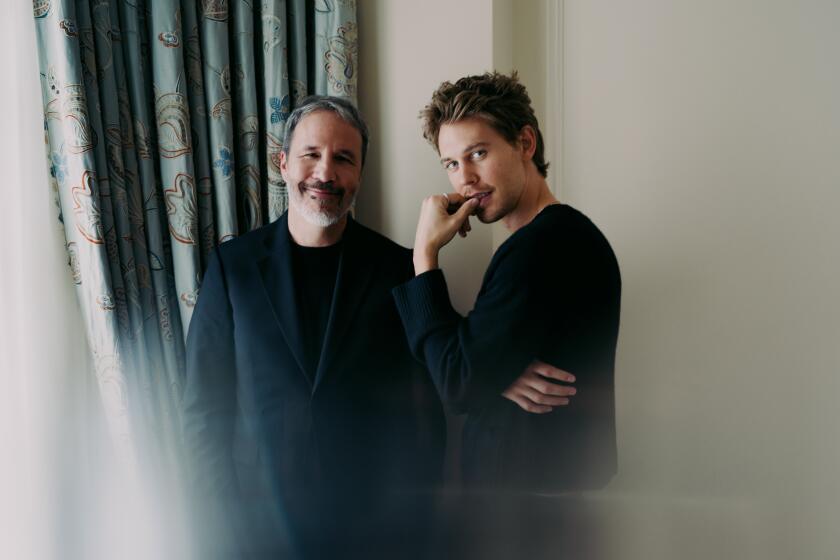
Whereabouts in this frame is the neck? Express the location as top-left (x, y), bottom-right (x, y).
top-left (287, 209), bottom-right (348, 247)
top-left (501, 170), bottom-right (559, 233)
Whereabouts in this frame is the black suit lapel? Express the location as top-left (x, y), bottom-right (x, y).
top-left (256, 214), bottom-right (311, 386)
top-left (313, 218), bottom-right (375, 391)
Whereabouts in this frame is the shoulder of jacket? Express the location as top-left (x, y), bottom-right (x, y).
top-left (351, 220), bottom-right (411, 257)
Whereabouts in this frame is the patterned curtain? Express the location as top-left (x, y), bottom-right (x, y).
top-left (32, 0), bottom-right (357, 477)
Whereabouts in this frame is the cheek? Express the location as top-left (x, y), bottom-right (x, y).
top-left (281, 164), bottom-right (296, 181)
top-left (341, 169), bottom-right (360, 186)
top-left (484, 164), bottom-right (508, 189)
top-left (498, 163), bottom-right (522, 188)
top-left (290, 161), bottom-right (316, 178)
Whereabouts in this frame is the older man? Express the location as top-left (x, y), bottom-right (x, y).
top-left (182, 96), bottom-right (444, 559)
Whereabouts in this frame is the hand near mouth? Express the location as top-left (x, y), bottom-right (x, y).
top-left (413, 192), bottom-right (480, 274)
top-left (445, 192), bottom-right (480, 239)
top-left (446, 192), bottom-right (481, 215)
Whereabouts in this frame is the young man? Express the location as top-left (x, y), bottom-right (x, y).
top-left (182, 96), bottom-right (445, 559)
top-left (393, 72), bottom-right (622, 492)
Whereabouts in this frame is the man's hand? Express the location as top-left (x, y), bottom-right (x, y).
top-left (413, 193), bottom-right (479, 274)
top-left (502, 360), bottom-right (577, 414)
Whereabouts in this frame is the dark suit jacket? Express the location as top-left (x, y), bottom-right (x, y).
top-left (182, 214), bottom-right (444, 559)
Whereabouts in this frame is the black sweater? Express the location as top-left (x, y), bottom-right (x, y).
top-left (393, 204), bottom-right (621, 492)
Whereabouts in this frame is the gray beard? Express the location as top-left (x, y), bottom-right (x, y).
top-left (289, 188), bottom-right (356, 227)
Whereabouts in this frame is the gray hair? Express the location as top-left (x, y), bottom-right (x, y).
top-left (282, 95), bottom-right (370, 166)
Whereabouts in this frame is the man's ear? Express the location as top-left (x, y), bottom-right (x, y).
top-left (279, 150), bottom-right (288, 182)
top-left (519, 126), bottom-right (537, 161)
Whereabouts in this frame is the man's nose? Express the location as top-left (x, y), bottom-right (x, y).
top-left (312, 157), bottom-right (337, 182)
top-left (457, 165), bottom-right (478, 190)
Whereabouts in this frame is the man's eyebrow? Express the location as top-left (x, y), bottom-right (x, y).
top-left (462, 142), bottom-right (488, 154)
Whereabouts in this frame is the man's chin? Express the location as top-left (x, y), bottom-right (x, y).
top-left (290, 191), bottom-right (356, 228)
top-left (296, 204), bottom-right (348, 228)
top-left (475, 208), bottom-right (500, 224)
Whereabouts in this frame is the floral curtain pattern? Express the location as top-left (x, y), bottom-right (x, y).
top-left (33, 0), bottom-right (357, 473)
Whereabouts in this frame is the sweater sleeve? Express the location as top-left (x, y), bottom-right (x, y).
top-left (393, 241), bottom-right (551, 413)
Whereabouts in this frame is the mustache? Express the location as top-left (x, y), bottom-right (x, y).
top-left (299, 180), bottom-right (343, 195)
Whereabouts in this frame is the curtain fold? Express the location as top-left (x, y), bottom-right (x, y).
top-left (33, 0), bottom-right (357, 482)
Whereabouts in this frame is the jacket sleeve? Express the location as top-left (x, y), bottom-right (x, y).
top-left (392, 242), bottom-right (550, 413)
top-left (181, 248), bottom-right (243, 557)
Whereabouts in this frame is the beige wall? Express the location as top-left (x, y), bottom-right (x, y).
top-left (493, 0), bottom-right (561, 249)
top-left (564, 0), bottom-right (840, 557)
top-left (357, 0), bottom-right (497, 312)
top-left (360, 0), bottom-right (839, 557)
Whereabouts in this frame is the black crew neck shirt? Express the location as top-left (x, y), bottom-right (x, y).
top-left (291, 240), bottom-right (343, 379)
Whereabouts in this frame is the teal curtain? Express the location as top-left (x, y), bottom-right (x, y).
top-left (33, 0), bottom-right (357, 476)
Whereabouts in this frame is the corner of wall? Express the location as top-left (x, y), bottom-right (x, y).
top-left (490, 0), bottom-right (564, 250)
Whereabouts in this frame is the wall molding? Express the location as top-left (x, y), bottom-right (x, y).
top-left (545, 0), bottom-right (564, 199)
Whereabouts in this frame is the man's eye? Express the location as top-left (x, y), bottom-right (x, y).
top-left (444, 160), bottom-right (458, 171)
top-left (470, 150), bottom-right (486, 160)
top-left (302, 152), bottom-right (318, 159)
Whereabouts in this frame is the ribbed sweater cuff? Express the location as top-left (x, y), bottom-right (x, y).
top-left (392, 269), bottom-right (458, 330)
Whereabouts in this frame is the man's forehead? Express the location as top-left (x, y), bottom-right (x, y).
top-left (438, 118), bottom-right (497, 155)
top-left (292, 111), bottom-right (362, 151)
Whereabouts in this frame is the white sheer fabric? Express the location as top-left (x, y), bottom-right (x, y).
top-left (0, 4), bottom-right (174, 559)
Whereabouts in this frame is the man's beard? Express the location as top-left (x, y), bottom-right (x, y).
top-left (289, 180), bottom-right (355, 227)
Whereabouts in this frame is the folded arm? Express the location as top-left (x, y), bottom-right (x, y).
top-left (393, 250), bottom-right (573, 413)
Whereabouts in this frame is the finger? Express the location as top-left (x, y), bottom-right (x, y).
top-left (445, 192), bottom-right (467, 205)
top-left (446, 201), bottom-right (462, 215)
top-left (422, 194), bottom-right (450, 217)
top-left (445, 192), bottom-right (468, 214)
top-left (527, 378), bottom-right (577, 397)
top-left (454, 197), bottom-right (479, 222)
top-left (532, 361), bottom-right (576, 383)
top-left (521, 387), bottom-right (570, 407)
top-left (433, 194), bottom-right (452, 211)
top-left (502, 391), bottom-right (553, 414)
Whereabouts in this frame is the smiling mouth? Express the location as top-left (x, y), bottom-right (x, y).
top-left (300, 181), bottom-right (343, 199)
top-left (306, 188), bottom-right (341, 198)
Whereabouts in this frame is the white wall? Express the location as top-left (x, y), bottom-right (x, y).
top-left (564, 0), bottom-right (840, 557)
